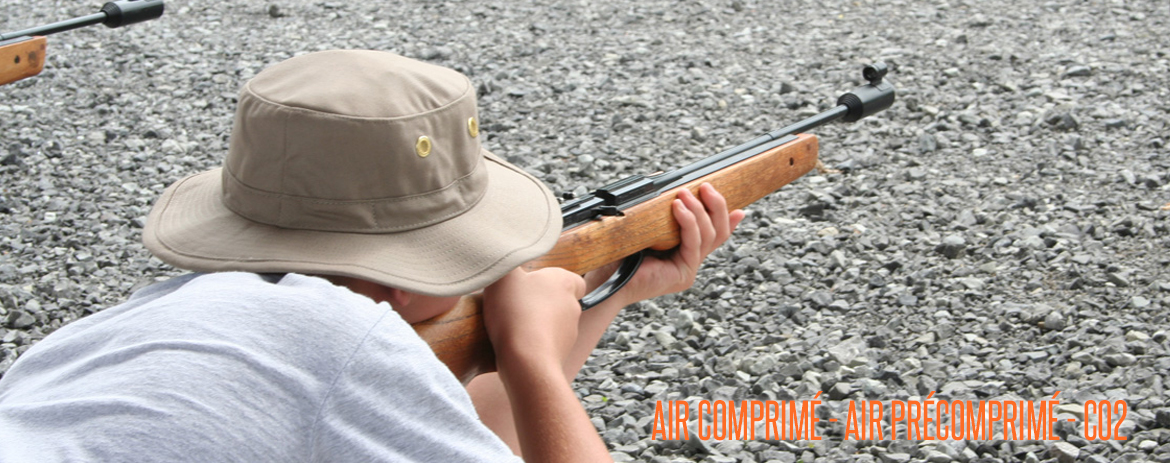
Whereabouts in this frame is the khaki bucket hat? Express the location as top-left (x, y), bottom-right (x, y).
top-left (143, 50), bottom-right (561, 296)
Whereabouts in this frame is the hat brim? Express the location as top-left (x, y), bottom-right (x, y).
top-left (144, 150), bottom-right (561, 297)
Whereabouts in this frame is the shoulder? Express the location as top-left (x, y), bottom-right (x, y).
top-left (0, 272), bottom-right (453, 461)
top-left (138, 272), bottom-right (396, 338)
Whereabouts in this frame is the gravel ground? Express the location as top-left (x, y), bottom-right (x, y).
top-left (2, 1), bottom-right (1169, 462)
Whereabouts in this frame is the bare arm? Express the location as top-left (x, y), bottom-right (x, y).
top-left (482, 268), bottom-right (611, 463)
top-left (495, 346), bottom-right (609, 462)
top-left (470, 184), bottom-right (744, 455)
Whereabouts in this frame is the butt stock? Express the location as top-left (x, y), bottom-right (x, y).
top-left (411, 294), bottom-right (497, 385)
top-left (413, 134), bottom-right (820, 383)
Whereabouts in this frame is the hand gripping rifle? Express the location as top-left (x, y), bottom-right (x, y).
top-left (415, 64), bottom-right (897, 384)
top-left (0, 0), bottom-right (165, 86)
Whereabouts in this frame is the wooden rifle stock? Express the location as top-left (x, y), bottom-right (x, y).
top-left (0, 37), bottom-right (47, 86)
top-left (413, 134), bottom-right (819, 383)
top-left (412, 294), bottom-right (495, 385)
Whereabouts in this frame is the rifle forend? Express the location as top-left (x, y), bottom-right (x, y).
top-left (415, 63), bottom-right (897, 384)
top-left (0, 0), bottom-right (165, 85)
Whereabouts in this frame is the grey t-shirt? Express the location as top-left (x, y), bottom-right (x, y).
top-left (0, 272), bottom-right (520, 462)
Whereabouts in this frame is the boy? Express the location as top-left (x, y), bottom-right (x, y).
top-left (0, 50), bottom-right (742, 462)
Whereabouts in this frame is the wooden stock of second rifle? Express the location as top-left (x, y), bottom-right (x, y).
top-left (0, 37), bottom-right (47, 86)
top-left (413, 134), bottom-right (819, 384)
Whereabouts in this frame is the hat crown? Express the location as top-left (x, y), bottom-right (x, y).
top-left (222, 50), bottom-right (487, 232)
top-left (247, 50), bottom-right (470, 119)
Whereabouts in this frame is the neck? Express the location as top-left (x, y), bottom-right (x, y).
top-left (315, 274), bottom-right (460, 323)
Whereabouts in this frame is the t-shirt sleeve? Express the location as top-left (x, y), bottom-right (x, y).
top-left (309, 310), bottom-right (521, 462)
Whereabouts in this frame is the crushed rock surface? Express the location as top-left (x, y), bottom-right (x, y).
top-left (2, 1), bottom-right (1168, 462)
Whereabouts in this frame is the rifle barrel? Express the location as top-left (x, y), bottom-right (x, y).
top-left (765, 105), bottom-right (850, 140)
top-left (0, 1), bottom-right (165, 41)
top-left (0, 14), bottom-right (107, 41)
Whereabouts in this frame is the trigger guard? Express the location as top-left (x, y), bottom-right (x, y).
top-left (579, 252), bottom-right (645, 310)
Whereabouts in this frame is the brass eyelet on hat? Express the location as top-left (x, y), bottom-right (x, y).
top-left (416, 136), bottom-right (432, 158)
top-left (467, 117), bottom-right (479, 138)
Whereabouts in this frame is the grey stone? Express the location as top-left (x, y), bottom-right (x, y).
top-left (809, 291), bottom-right (833, 308)
top-left (924, 450), bottom-right (953, 463)
top-left (1049, 442), bottom-right (1079, 463)
top-left (828, 250), bottom-right (848, 269)
top-left (1106, 273), bottom-right (1131, 288)
top-left (682, 430), bottom-right (715, 455)
top-left (1043, 311), bottom-right (1066, 331)
top-left (958, 278), bottom-right (984, 290)
top-left (766, 453), bottom-right (797, 463)
top-left (265, 4), bottom-right (286, 18)
top-left (1019, 235), bottom-right (1046, 250)
top-left (1103, 353), bottom-right (1137, 367)
top-left (1045, 112), bottom-right (1080, 131)
top-left (1120, 170), bottom-right (1138, 185)
top-left (828, 382), bottom-right (851, 400)
top-left (1156, 409), bottom-right (1170, 428)
top-left (878, 453), bottom-right (912, 463)
top-left (745, 355), bottom-right (777, 376)
top-left (1063, 65), bottom-right (1092, 78)
top-left (4, 310), bottom-right (34, 330)
top-left (828, 337), bottom-right (867, 366)
top-left (919, 133), bottom-right (938, 153)
top-left (937, 234), bottom-right (967, 259)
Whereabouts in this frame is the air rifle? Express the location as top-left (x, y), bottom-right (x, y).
top-left (415, 63), bottom-right (897, 384)
top-left (0, 0), bottom-right (164, 86)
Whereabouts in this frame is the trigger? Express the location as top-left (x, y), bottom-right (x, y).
top-left (579, 252), bottom-right (645, 310)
